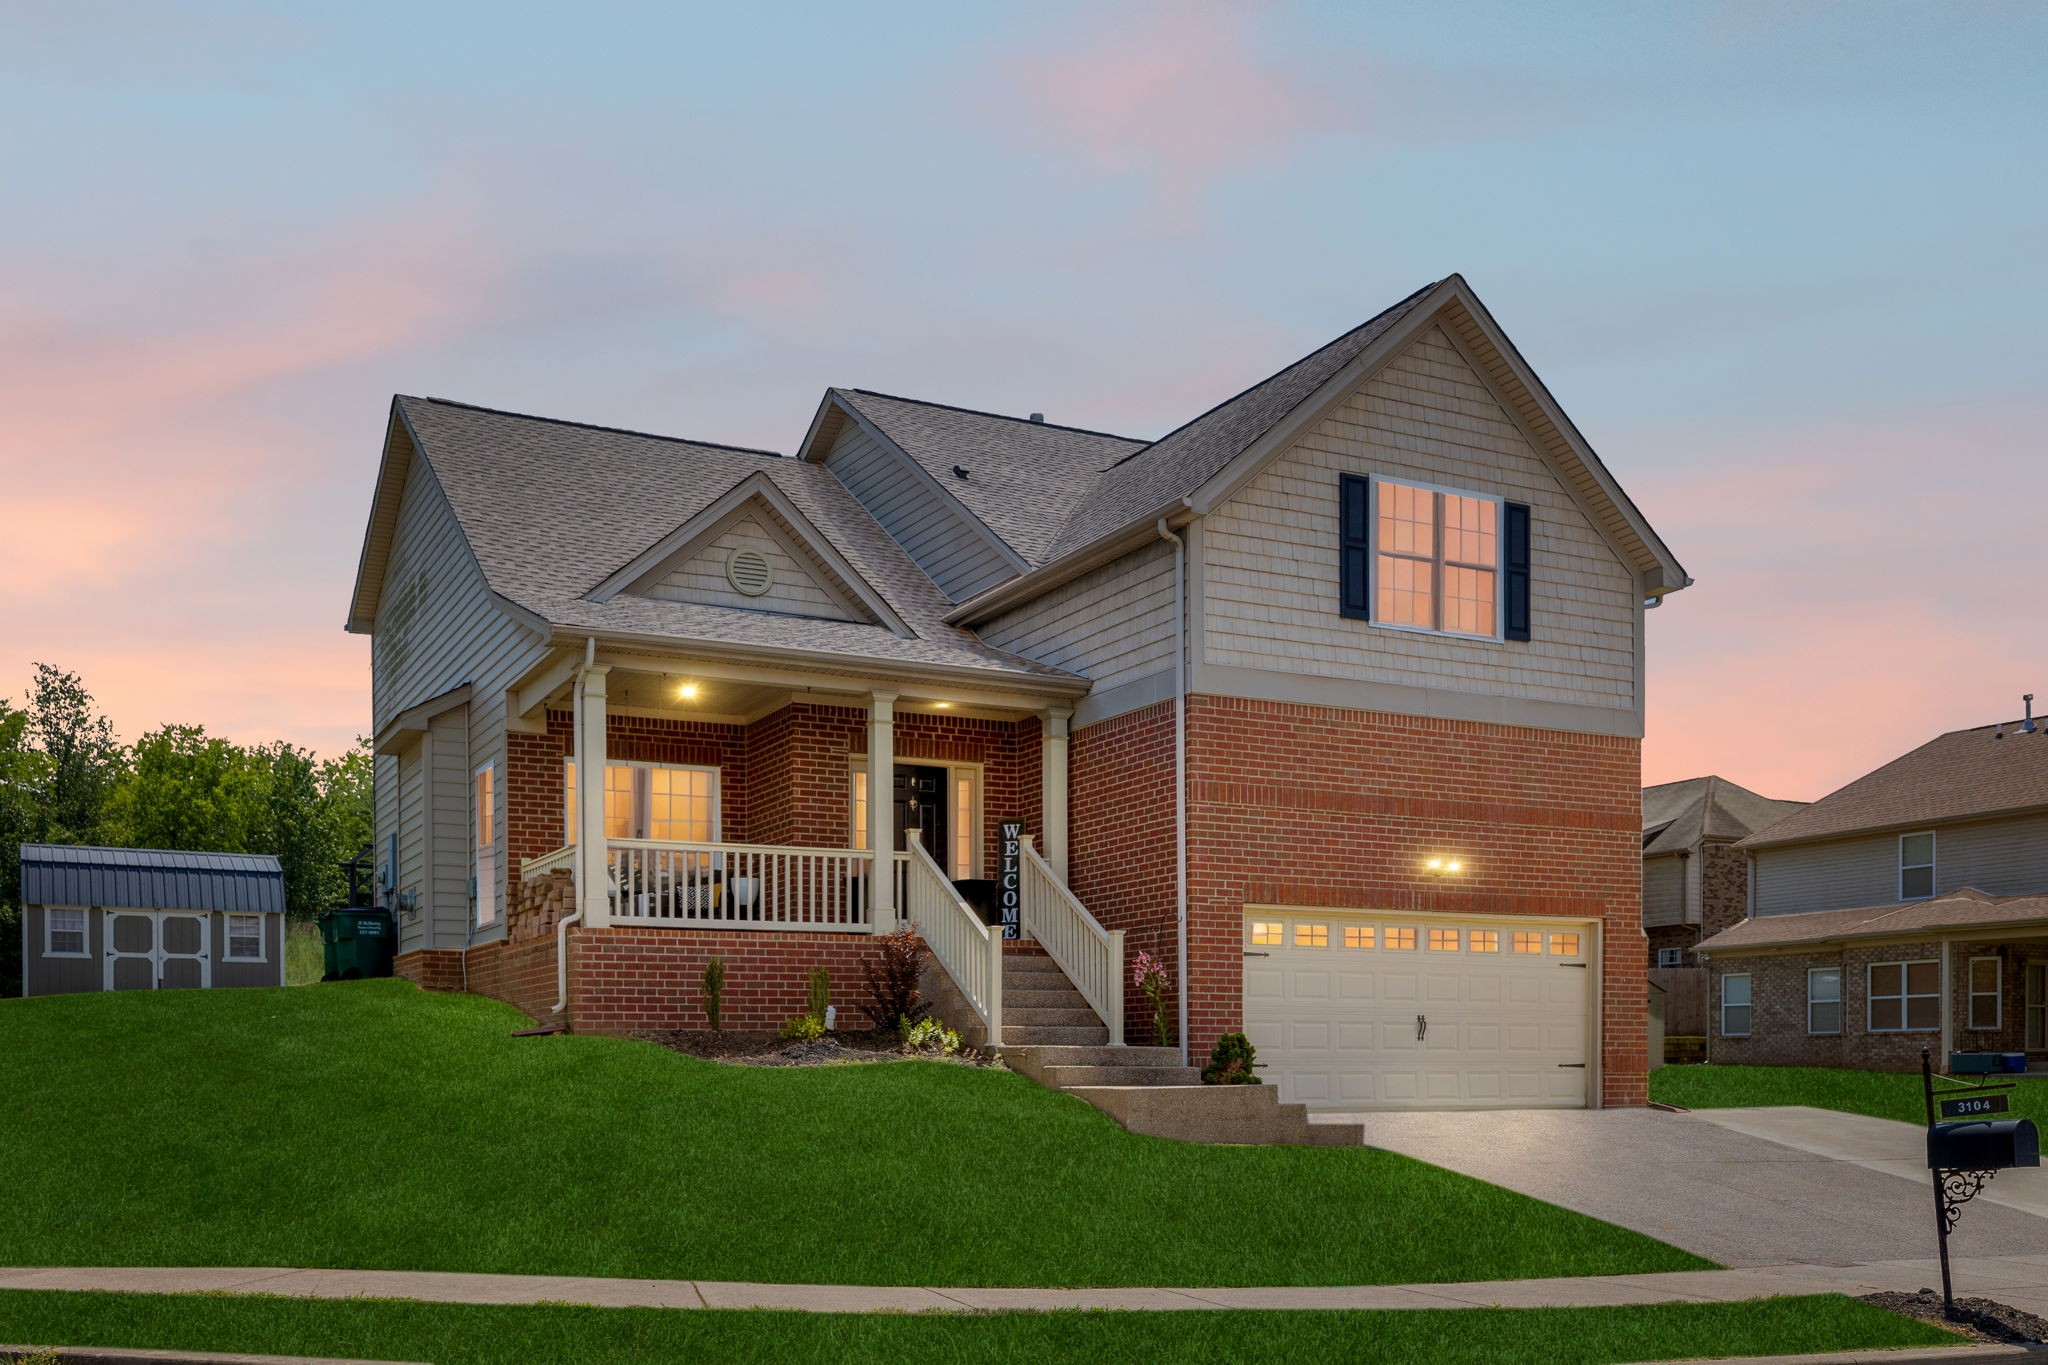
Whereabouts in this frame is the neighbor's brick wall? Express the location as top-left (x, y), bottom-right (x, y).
top-left (1646, 924), bottom-right (1699, 967)
top-left (1700, 841), bottom-right (1750, 940)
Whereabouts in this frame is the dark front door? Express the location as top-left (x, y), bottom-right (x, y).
top-left (893, 765), bottom-right (949, 866)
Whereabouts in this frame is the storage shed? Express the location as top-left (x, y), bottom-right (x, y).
top-left (19, 844), bottom-right (287, 996)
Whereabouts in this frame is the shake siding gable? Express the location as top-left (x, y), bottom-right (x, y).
top-left (639, 515), bottom-right (859, 620)
top-left (979, 540), bottom-right (1178, 697)
top-left (1753, 810), bottom-right (2048, 916)
top-left (822, 422), bottom-right (1016, 602)
top-left (1200, 326), bottom-right (1638, 715)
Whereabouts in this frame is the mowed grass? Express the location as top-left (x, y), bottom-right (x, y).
top-left (1652, 1063), bottom-right (2048, 1127)
top-left (0, 1291), bottom-right (1960, 1365)
top-left (0, 981), bottom-right (1711, 1288)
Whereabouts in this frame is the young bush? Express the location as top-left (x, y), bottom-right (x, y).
top-left (1202, 1032), bottom-right (1261, 1085)
top-left (806, 965), bottom-right (830, 1024)
top-left (701, 956), bottom-right (726, 1032)
top-left (1132, 949), bottom-right (1174, 1048)
top-left (860, 925), bottom-right (931, 1032)
top-left (778, 1013), bottom-right (826, 1044)
top-left (900, 1016), bottom-right (962, 1056)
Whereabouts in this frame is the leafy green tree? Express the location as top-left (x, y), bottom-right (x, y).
top-left (102, 725), bottom-right (267, 854)
top-left (318, 739), bottom-right (375, 906)
top-left (23, 664), bottom-right (122, 845)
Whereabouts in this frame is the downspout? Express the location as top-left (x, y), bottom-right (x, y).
top-left (553, 637), bottom-right (597, 1014)
top-left (1158, 518), bottom-right (1189, 1066)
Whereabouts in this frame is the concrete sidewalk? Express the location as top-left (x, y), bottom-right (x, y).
top-left (3, 1256), bottom-right (2047, 1315)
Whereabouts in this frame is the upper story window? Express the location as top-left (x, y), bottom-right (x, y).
top-left (565, 761), bottom-right (719, 845)
top-left (1340, 474), bottom-right (1530, 641)
top-left (1899, 831), bottom-right (1935, 900)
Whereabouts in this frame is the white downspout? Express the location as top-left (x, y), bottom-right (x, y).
top-left (553, 637), bottom-right (596, 1014)
top-left (1158, 518), bottom-right (1189, 1066)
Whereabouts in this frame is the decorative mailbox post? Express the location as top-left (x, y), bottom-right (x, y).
top-left (1921, 1047), bottom-right (2039, 1315)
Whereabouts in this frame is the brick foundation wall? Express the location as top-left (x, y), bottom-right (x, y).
top-left (568, 926), bottom-right (894, 1034)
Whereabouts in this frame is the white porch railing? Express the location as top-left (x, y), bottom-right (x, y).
top-left (901, 836), bottom-right (1002, 1040)
top-left (1019, 839), bottom-right (1123, 1045)
top-left (602, 840), bottom-right (885, 931)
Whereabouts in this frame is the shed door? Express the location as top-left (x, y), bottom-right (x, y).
top-left (158, 913), bottom-right (210, 989)
top-left (106, 913), bottom-right (157, 991)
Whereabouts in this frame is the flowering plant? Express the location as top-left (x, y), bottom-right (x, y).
top-left (1132, 949), bottom-right (1173, 1048)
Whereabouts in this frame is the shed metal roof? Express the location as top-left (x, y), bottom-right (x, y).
top-left (19, 844), bottom-right (287, 914)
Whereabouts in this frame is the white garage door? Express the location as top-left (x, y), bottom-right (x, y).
top-left (1242, 912), bottom-right (1591, 1110)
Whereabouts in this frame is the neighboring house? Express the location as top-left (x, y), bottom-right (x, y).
top-left (1641, 776), bottom-right (1805, 968)
top-left (1699, 707), bottom-right (2048, 1070)
top-left (18, 844), bottom-right (286, 996)
top-left (346, 274), bottom-right (1689, 1110)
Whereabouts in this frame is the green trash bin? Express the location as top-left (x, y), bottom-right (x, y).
top-left (320, 907), bottom-right (396, 981)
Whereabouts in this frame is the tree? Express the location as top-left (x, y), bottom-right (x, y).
top-left (101, 725), bottom-right (266, 854)
top-left (23, 663), bottom-right (121, 845)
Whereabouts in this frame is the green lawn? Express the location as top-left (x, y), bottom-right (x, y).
top-left (1652, 1063), bottom-right (2048, 1126)
top-left (0, 1290), bottom-right (1959, 1365)
top-left (0, 981), bottom-right (1711, 1288)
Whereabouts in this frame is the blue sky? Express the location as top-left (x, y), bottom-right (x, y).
top-left (3, 1), bottom-right (2042, 797)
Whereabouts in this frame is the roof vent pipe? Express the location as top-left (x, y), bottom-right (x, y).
top-left (2026, 693), bottom-right (2037, 734)
top-left (1028, 413), bottom-right (1044, 423)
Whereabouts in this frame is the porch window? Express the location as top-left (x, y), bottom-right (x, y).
top-left (1808, 967), bottom-right (1841, 1035)
top-left (1720, 973), bottom-right (1751, 1037)
top-left (226, 914), bottom-right (265, 962)
top-left (1969, 957), bottom-right (2002, 1031)
top-left (1869, 960), bottom-right (1939, 1032)
top-left (565, 761), bottom-right (719, 844)
top-left (475, 763), bottom-right (498, 927)
top-left (1899, 832), bottom-right (1935, 900)
top-left (45, 907), bottom-right (87, 958)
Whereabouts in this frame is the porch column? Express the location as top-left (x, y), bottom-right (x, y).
top-left (1040, 705), bottom-right (1072, 880)
top-left (577, 665), bottom-right (612, 929)
top-left (868, 691), bottom-right (896, 933)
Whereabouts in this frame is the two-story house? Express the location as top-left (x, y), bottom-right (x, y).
top-left (346, 274), bottom-right (1688, 1110)
top-left (1698, 705), bottom-right (2048, 1070)
top-left (1641, 776), bottom-right (1805, 969)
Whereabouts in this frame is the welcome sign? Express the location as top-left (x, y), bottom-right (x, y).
top-left (998, 821), bottom-right (1023, 940)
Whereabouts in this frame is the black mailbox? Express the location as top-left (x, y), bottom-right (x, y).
top-left (1927, 1118), bottom-right (2040, 1171)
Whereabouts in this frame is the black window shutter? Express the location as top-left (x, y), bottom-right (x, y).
top-left (1504, 501), bottom-right (1531, 641)
top-left (1339, 474), bottom-right (1371, 619)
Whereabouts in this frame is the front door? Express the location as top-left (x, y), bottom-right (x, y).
top-left (893, 765), bottom-right (949, 867)
top-left (106, 912), bottom-right (157, 991)
top-left (2028, 964), bottom-right (2046, 1051)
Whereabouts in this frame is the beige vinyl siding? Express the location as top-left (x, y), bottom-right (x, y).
top-left (1643, 855), bottom-right (1688, 928)
top-left (1200, 325), bottom-right (1637, 712)
top-left (1753, 810), bottom-right (2048, 916)
top-left (427, 704), bottom-right (472, 947)
top-left (823, 423), bottom-right (1015, 603)
top-left (641, 515), bottom-right (858, 621)
top-left (395, 744), bottom-right (426, 953)
top-left (979, 540), bottom-right (1177, 695)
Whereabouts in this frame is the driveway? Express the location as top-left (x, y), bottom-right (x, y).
top-left (1320, 1107), bottom-right (2048, 1267)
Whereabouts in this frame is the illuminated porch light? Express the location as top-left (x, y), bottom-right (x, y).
top-left (932, 701), bottom-right (952, 709)
top-left (677, 682), bottom-right (701, 701)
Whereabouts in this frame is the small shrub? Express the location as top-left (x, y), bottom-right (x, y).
top-left (1132, 949), bottom-right (1174, 1048)
top-left (806, 965), bottom-right (830, 1024)
top-left (779, 1013), bottom-right (826, 1044)
top-left (861, 925), bottom-right (931, 1032)
top-left (701, 956), bottom-right (726, 1032)
top-left (1202, 1032), bottom-right (1261, 1085)
top-left (900, 1016), bottom-right (962, 1056)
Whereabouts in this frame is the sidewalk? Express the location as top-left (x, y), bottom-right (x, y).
top-left (3, 1256), bottom-right (2046, 1315)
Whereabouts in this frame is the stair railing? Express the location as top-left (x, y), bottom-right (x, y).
top-left (1018, 838), bottom-right (1123, 1046)
top-left (901, 836), bottom-right (1003, 1044)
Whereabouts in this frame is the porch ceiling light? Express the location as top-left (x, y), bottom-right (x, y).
top-left (932, 701), bottom-right (952, 709)
top-left (677, 682), bottom-right (701, 701)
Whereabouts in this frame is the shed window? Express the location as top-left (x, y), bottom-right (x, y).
top-left (45, 908), bottom-right (87, 957)
top-left (1721, 973), bottom-right (1752, 1037)
top-left (1869, 960), bottom-right (1940, 1032)
top-left (225, 914), bottom-right (265, 962)
top-left (1968, 957), bottom-right (2001, 1031)
top-left (1808, 967), bottom-right (1841, 1035)
top-left (1899, 832), bottom-right (1935, 900)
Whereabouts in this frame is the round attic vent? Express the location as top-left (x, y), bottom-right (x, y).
top-left (726, 548), bottom-right (774, 597)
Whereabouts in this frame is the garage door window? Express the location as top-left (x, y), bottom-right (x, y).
top-left (1250, 921), bottom-right (1283, 946)
top-left (1385, 926), bottom-right (1417, 950)
top-left (1294, 924), bottom-right (1328, 947)
top-left (1808, 967), bottom-right (1841, 1035)
top-left (1721, 973), bottom-right (1752, 1037)
top-left (1428, 928), bottom-right (1459, 951)
top-left (1869, 961), bottom-right (1940, 1032)
top-left (1469, 929), bottom-right (1499, 953)
top-left (1511, 931), bottom-right (1542, 954)
top-left (1550, 933), bottom-right (1581, 956)
top-left (1343, 926), bottom-right (1375, 949)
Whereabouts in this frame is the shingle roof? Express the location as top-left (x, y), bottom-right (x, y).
top-left (1736, 723), bottom-right (2048, 849)
top-left (1642, 776), bottom-right (1806, 857)
top-left (394, 398), bottom-right (1084, 687)
top-left (1041, 283), bottom-right (1438, 560)
top-left (834, 390), bottom-right (1146, 567)
top-left (1697, 887), bottom-right (2048, 954)
top-left (19, 844), bottom-right (285, 913)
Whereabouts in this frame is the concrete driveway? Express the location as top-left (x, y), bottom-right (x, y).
top-left (1321, 1106), bottom-right (2048, 1268)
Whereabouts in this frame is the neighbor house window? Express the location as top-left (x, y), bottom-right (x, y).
top-left (225, 914), bottom-right (265, 962)
top-left (565, 761), bottom-right (718, 844)
top-left (1656, 948), bottom-right (1686, 968)
top-left (1721, 973), bottom-right (1752, 1037)
top-left (1869, 960), bottom-right (1940, 1032)
top-left (45, 908), bottom-right (87, 957)
top-left (1969, 957), bottom-right (2002, 1030)
top-left (1808, 967), bottom-right (1841, 1035)
top-left (1372, 478), bottom-right (1501, 637)
top-left (1899, 832), bottom-right (1935, 900)
top-left (475, 763), bottom-right (499, 928)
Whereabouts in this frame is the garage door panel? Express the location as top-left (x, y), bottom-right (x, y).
top-left (1337, 973), bottom-right (1375, 1000)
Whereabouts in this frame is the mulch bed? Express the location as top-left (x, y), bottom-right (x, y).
top-left (635, 1028), bottom-right (998, 1068)
top-left (1864, 1288), bottom-right (2048, 1344)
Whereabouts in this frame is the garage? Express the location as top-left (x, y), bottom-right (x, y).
top-left (1242, 910), bottom-right (1594, 1110)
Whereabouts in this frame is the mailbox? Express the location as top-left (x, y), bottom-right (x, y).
top-left (1927, 1118), bottom-right (2040, 1171)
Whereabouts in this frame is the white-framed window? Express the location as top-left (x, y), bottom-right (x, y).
top-left (1899, 831), bottom-right (1935, 900)
top-left (1250, 920), bottom-right (1283, 946)
top-left (1372, 476), bottom-right (1503, 639)
top-left (1549, 932), bottom-right (1581, 957)
top-left (44, 907), bottom-right (88, 958)
top-left (1343, 925), bottom-right (1375, 949)
top-left (1721, 973), bottom-right (1752, 1037)
top-left (1655, 947), bottom-right (1686, 969)
top-left (565, 761), bottom-right (720, 845)
top-left (225, 913), bottom-right (266, 962)
top-left (849, 761), bottom-right (980, 880)
top-left (1510, 930), bottom-right (1542, 954)
top-left (1869, 960), bottom-right (1940, 1032)
top-left (475, 762), bottom-right (499, 928)
top-left (1295, 923), bottom-right (1328, 948)
top-left (1968, 956), bottom-right (2002, 1031)
top-left (1384, 925), bottom-right (1417, 951)
top-left (1808, 966), bottom-right (1841, 1035)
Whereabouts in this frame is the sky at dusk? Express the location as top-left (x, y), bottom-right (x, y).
top-left (3, 1), bottom-right (2042, 804)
